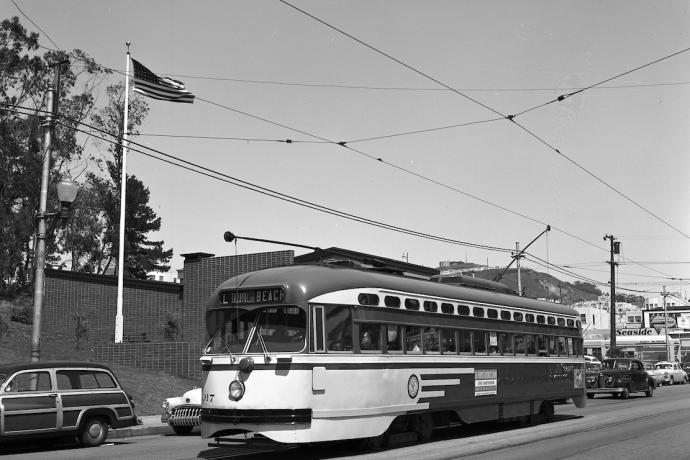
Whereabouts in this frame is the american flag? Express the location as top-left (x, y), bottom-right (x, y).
top-left (131, 58), bottom-right (195, 103)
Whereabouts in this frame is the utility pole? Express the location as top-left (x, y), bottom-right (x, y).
top-left (603, 235), bottom-right (620, 353)
top-left (662, 286), bottom-right (670, 361)
top-left (31, 61), bottom-right (64, 362)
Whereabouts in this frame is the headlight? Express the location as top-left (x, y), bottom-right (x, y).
top-left (229, 380), bottom-right (245, 401)
top-left (162, 400), bottom-right (169, 410)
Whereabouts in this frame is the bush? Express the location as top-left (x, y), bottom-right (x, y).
top-left (163, 314), bottom-right (179, 341)
top-left (10, 304), bottom-right (33, 325)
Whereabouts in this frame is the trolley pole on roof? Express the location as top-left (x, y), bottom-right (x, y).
top-left (604, 235), bottom-right (620, 353)
top-left (662, 286), bottom-right (670, 361)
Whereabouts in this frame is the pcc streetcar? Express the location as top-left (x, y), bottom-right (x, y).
top-left (199, 263), bottom-right (586, 446)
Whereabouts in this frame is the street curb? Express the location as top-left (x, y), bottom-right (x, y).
top-left (107, 424), bottom-right (174, 439)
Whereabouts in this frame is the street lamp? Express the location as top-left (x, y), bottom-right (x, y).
top-left (31, 174), bottom-right (79, 362)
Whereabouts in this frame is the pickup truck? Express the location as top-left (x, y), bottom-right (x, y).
top-left (586, 358), bottom-right (656, 399)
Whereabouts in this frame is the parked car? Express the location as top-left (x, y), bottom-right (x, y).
top-left (653, 361), bottom-right (689, 385)
top-left (161, 387), bottom-right (201, 434)
top-left (643, 362), bottom-right (664, 387)
top-left (585, 358), bottom-right (655, 399)
top-left (0, 361), bottom-right (138, 447)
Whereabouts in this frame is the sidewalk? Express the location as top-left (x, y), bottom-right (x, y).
top-left (107, 415), bottom-right (178, 440)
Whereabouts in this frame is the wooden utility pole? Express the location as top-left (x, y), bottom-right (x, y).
top-left (604, 235), bottom-right (619, 352)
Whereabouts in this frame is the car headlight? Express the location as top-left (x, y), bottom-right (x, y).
top-left (229, 380), bottom-right (245, 401)
top-left (162, 400), bottom-right (170, 411)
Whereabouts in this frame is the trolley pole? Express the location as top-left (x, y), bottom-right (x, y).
top-left (603, 235), bottom-right (619, 353)
top-left (662, 286), bottom-right (670, 361)
top-left (515, 242), bottom-right (522, 296)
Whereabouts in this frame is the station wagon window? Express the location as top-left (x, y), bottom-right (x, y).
top-left (325, 306), bottom-right (353, 352)
top-left (57, 370), bottom-right (116, 390)
top-left (405, 326), bottom-right (422, 353)
top-left (441, 329), bottom-right (456, 353)
top-left (424, 327), bottom-right (440, 353)
top-left (386, 325), bottom-right (403, 352)
top-left (458, 330), bottom-right (472, 354)
top-left (5, 371), bottom-right (51, 392)
top-left (473, 331), bottom-right (487, 355)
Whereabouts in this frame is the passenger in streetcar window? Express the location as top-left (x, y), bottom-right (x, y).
top-left (360, 325), bottom-right (380, 351)
top-left (406, 326), bottom-right (422, 353)
top-left (387, 326), bottom-right (402, 352)
top-left (548, 336), bottom-right (558, 356)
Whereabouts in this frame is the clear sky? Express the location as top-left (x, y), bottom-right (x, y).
top-left (5, 0), bottom-right (690, 298)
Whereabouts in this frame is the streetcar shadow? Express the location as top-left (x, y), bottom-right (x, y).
top-left (196, 415), bottom-right (584, 459)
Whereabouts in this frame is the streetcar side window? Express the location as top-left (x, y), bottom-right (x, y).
top-left (499, 332), bottom-right (514, 355)
top-left (548, 336), bottom-right (558, 356)
top-left (387, 325), bottom-right (403, 353)
top-left (424, 327), bottom-right (440, 353)
top-left (441, 329), bottom-right (456, 353)
top-left (473, 331), bottom-right (487, 355)
top-left (359, 323), bottom-right (381, 352)
top-left (405, 326), bottom-right (422, 353)
top-left (515, 334), bottom-right (525, 355)
top-left (458, 330), bottom-right (472, 355)
top-left (312, 306), bottom-right (325, 352)
top-left (525, 334), bottom-right (537, 355)
top-left (537, 335), bottom-right (548, 356)
top-left (325, 306), bottom-right (353, 352)
top-left (558, 336), bottom-right (568, 356)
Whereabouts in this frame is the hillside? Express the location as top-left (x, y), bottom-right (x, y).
top-left (471, 268), bottom-right (601, 304)
top-left (0, 317), bottom-right (200, 416)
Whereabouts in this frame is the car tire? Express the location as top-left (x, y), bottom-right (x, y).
top-left (620, 386), bottom-right (630, 399)
top-left (669, 376), bottom-right (675, 385)
top-left (79, 416), bottom-right (109, 447)
top-left (172, 425), bottom-right (194, 435)
top-left (645, 383), bottom-right (654, 397)
top-left (586, 393), bottom-right (595, 399)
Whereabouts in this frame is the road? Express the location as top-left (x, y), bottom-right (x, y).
top-left (2, 384), bottom-right (689, 459)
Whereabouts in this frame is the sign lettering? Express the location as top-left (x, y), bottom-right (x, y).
top-left (616, 328), bottom-right (657, 336)
top-left (220, 288), bottom-right (285, 305)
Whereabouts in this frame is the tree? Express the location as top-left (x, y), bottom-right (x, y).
top-left (0, 16), bottom-right (108, 290)
top-left (61, 83), bottom-right (172, 278)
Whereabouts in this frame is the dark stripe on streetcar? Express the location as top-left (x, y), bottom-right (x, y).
top-left (201, 408), bottom-right (311, 425)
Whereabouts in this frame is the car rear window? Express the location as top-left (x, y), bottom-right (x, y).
top-left (57, 370), bottom-right (116, 390)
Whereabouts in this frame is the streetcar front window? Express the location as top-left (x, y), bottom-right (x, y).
top-left (206, 306), bottom-right (306, 354)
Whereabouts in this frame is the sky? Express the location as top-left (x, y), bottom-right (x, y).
top-left (5, 0), bottom-right (690, 298)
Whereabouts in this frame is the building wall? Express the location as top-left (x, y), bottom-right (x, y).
top-left (44, 269), bottom-right (183, 342)
top-left (95, 342), bottom-right (202, 378)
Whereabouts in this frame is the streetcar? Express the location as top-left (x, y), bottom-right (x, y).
top-left (199, 263), bottom-right (586, 446)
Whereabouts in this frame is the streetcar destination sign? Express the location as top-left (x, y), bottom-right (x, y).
top-left (220, 288), bottom-right (285, 305)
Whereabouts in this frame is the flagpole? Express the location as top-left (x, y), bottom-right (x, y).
top-left (115, 41), bottom-right (131, 344)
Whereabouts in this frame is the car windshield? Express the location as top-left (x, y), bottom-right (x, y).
top-left (655, 364), bottom-right (672, 369)
top-left (205, 306), bottom-right (306, 354)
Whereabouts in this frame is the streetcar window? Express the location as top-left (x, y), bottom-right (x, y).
top-left (537, 315), bottom-right (546, 324)
top-left (557, 318), bottom-right (565, 327)
top-left (387, 325), bottom-right (403, 353)
top-left (513, 312), bottom-right (523, 321)
top-left (358, 293), bottom-right (379, 306)
top-left (458, 305), bottom-right (470, 316)
top-left (359, 324), bottom-right (381, 352)
top-left (558, 337), bottom-right (567, 356)
top-left (548, 336), bottom-right (558, 356)
top-left (525, 313), bottom-right (535, 322)
top-left (326, 306), bottom-right (353, 352)
top-left (537, 335), bottom-right (547, 356)
top-left (405, 326), bottom-right (422, 353)
top-left (423, 301), bottom-right (438, 312)
top-left (405, 299), bottom-right (420, 310)
top-left (566, 319), bottom-right (574, 328)
top-left (458, 330), bottom-right (472, 355)
top-left (514, 334), bottom-right (525, 355)
top-left (567, 337), bottom-right (574, 356)
top-left (487, 309), bottom-right (498, 319)
top-left (488, 331), bottom-right (499, 355)
top-left (547, 316), bottom-right (555, 325)
top-left (500, 311), bottom-right (511, 320)
top-left (384, 296), bottom-right (401, 308)
top-left (525, 334), bottom-right (536, 355)
top-left (441, 303), bottom-right (454, 314)
top-left (473, 331), bottom-right (487, 355)
top-left (312, 306), bottom-right (325, 352)
top-left (473, 307), bottom-right (485, 318)
top-left (424, 327), bottom-right (441, 353)
top-left (499, 332), bottom-right (514, 355)
top-left (441, 329), bottom-right (456, 353)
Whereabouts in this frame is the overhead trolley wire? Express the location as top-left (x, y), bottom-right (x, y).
top-left (279, 0), bottom-right (690, 241)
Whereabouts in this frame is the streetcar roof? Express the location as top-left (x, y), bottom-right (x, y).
top-left (207, 263), bottom-right (578, 317)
